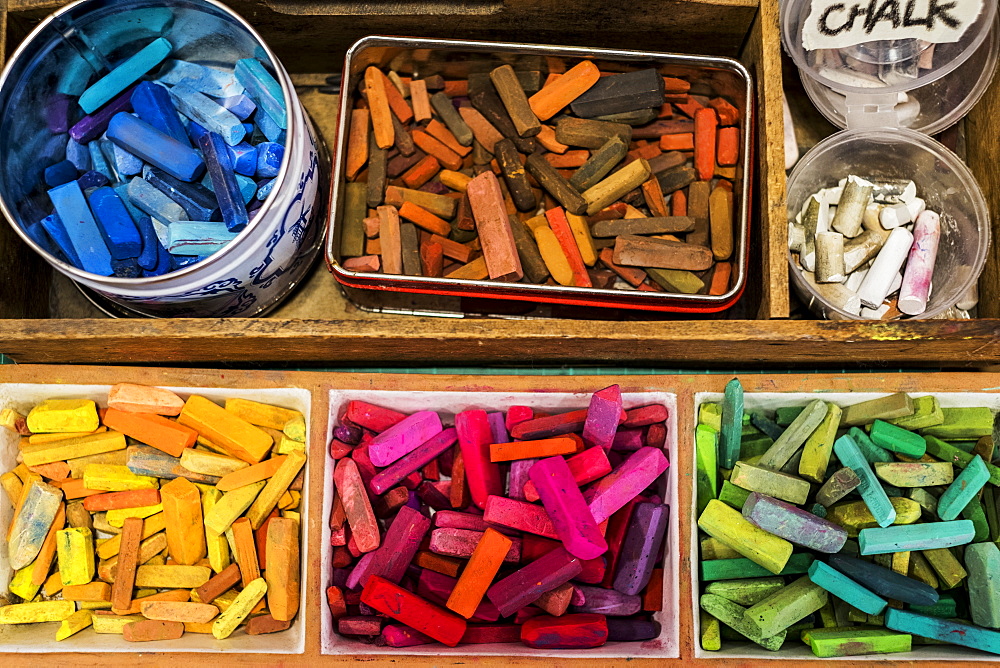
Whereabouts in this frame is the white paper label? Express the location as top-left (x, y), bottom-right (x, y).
top-left (802, 0), bottom-right (985, 50)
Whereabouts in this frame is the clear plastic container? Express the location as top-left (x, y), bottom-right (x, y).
top-left (782, 0), bottom-right (999, 135)
top-left (786, 128), bottom-right (990, 320)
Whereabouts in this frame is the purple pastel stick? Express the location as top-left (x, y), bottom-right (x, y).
top-left (369, 410), bottom-right (443, 467)
top-left (404, 491), bottom-right (421, 511)
top-left (488, 411), bottom-right (510, 444)
top-left (332, 567), bottom-right (350, 588)
top-left (742, 492), bottom-right (848, 554)
top-left (420, 180), bottom-right (450, 195)
top-left (382, 624), bottom-right (435, 648)
top-left (571, 586), bottom-right (586, 606)
top-left (370, 427), bottom-right (457, 494)
top-left (334, 424), bottom-right (363, 445)
top-left (612, 502), bottom-right (669, 595)
top-left (507, 458), bottom-right (537, 501)
top-left (611, 428), bottom-right (645, 452)
top-left (69, 84), bottom-right (138, 143)
top-left (346, 551), bottom-right (378, 590)
top-left (416, 569), bottom-right (502, 622)
top-left (529, 456), bottom-right (608, 560)
top-left (585, 447), bottom-right (669, 523)
top-left (571, 585), bottom-right (641, 616)
top-left (361, 506), bottom-right (431, 587)
top-left (486, 547), bottom-right (583, 617)
top-left (583, 384), bottom-right (622, 450)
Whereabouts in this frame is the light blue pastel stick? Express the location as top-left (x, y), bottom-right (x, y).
top-left (97, 140), bottom-right (123, 185)
top-left (885, 608), bottom-right (1000, 655)
top-left (66, 138), bottom-right (91, 172)
top-left (204, 171), bottom-right (256, 204)
top-left (807, 560), bottom-right (886, 615)
top-left (166, 221), bottom-right (239, 255)
top-left (255, 105), bottom-right (286, 143)
top-left (833, 434), bottom-right (896, 527)
top-left (108, 112), bottom-right (205, 182)
top-left (89, 141), bottom-right (114, 182)
top-left (256, 177), bottom-right (275, 201)
top-left (126, 176), bottom-right (186, 225)
top-left (110, 142), bottom-right (143, 177)
top-left (47, 180), bottom-right (113, 275)
top-left (79, 38), bottom-right (172, 114)
top-left (168, 83), bottom-right (246, 146)
top-left (720, 379), bottom-right (743, 470)
top-left (858, 520), bottom-right (974, 555)
top-left (39, 213), bottom-right (82, 266)
top-left (848, 427), bottom-right (894, 464)
top-left (235, 58), bottom-right (286, 129)
top-left (222, 94), bottom-right (256, 120)
top-left (155, 59), bottom-right (245, 98)
top-left (939, 455), bottom-right (990, 520)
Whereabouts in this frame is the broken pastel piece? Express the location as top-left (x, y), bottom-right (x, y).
top-left (529, 456), bottom-right (607, 560)
top-left (582, 384), bottom-right (622, 451)
top-left (486, 546), bottom-right (582, 617)
top-left (368, 410), bottom-right (443, 467)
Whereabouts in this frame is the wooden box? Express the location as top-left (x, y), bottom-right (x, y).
top-left (1, 0), bottom-right (999, 368)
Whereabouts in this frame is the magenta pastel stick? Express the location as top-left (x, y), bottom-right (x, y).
top-left (483, 494), bottom-right (560, 540)
top-left (611, 428), bottom-right (645, 452)
top-left (346, 551), bottom-right (378, 590)
top-left (529, 456), bottom-right (608, 560)
top-left (585, 447), bottom-right (669, 523)
top-left (433, 510), bottom-right (519, 536)
top-left (506, 405), bottom-right (533, 431)
top-left (369, 410), bottom-right (443, 467)
top-left (455, 410), bottom-right (503, 510)
top-left (524, 447), bottom-right (612, 502)
top-left (508, 458), bottom-right (537, 501)
top-left (417, 568), bottom-right (502, 622)
top-left (370, 427), bottom-right (458, 494)
top-left (583, 385), bottom-right (623, 450)
top-left (362, 506), bottom-right (432, 587)
top-left (898, 209), bottom-right (941, 316)
top-left (486, 547), bottom-right (583, 617)
top-left (429, 527), bottom-right (521, 563)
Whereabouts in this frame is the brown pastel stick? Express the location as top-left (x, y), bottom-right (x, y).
top-left (687, 181), bottom-right (711, 247)
top-left (657, 166), bottom-right (696, 195)
top-left (420, 241), bottom-right (444, 277)
top-left (376, 205), bottom-right (403, 275)
top-left (709, 186), bottom-right (733, 261)
top-left (490, 65), bottom-right (541, 138)
top-left (367, 133), bottom-right (387, 209)
top-left (265, 517), bottom-right (300, 622)
top-left (709, 261), bottom-right (732, 295)
top-left (508, 215), bottom-right (550, 283)
top-left (342, 255), bottom-right (380, 272)
top-left (412, 130), bottom-right (463, 171)
top-left (648, 151), bottom-right (687, 175)
top-left (465, 171), bottom-right (523, 281)
top-left (642, 177), bottom-right (669, 217)
top-left (614, 234), bottom-right (713, 271)
top-left (387, 150), bottom-right (426, 178)
top-left (430, 92), bottom-right (474, 147)
top-left (401, 155), bottom-right (440, 189)
top-left (568, 137), bottom-right (627, 192)
top-left (429, 234), bottom-right (473, 263)
top-left (247, 615), bottom-right (292, 635)
top-left (398, 201), bottom-right (451, 237)
top-left (469, 82), bottom-right (536, 153)
top-left (458, 107), bottom-right (503, 153)
top-left (494, 139), bottom-right (536, 212)
top-left (123, 619), bottom-right (184, 642)
top-left (364, 66), bottom-right (394, 149)
top-left (384, 186), bottom-right (457, 219)
top-left (410, 78), bottom-right (432, 123)
top-left (555, 117), bottom-right (630, 149)
top-left (536, 124), bottom-right (569, 154)
top-left (231, 517), bottom-right (260, 587)
top-left (400, 223), bottom-right (421, 276)
top-left (345, 109), bottom-right (370, 179)
top-left (672, 189), bottom-right (687, 217)
top-left (529, 60), bottom-right (601, 121)
top-left (196, 562), bottom-right (241, 604)
top-left (599, 247), bottom-right (647, 287)
top-left (524, 153), bottom-right (587, 215)
top-left (390, 114), bottom-right (416, 157)
top-left (445, 256), bottom-right (489, 280)
top-left (591, 216), bottom-right (695, 237)
top-left (110, 516), bottom-right (143, 613)
top-left (582, 158), bottom-right (651, 215)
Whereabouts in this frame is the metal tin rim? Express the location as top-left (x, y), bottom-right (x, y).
top-left (0, 0), bottom-right (297, 287)
top-left (326, 35), bottom-right (753, 308)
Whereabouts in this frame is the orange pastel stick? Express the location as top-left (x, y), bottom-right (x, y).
top-left (671, 189), bottom-right (688, 217)
top-left (57, 478), bottom-right (104, 500)
top-left (489, 436), bottom-right (578, 462)
top-left (30, 503), bottom-right (64, 585)
top-left (528, 60), bottom-right (601, 121)
top-left (662, 77), bottom-right (691, 94)
top-left (424, 119), bottom-right (472, 157)
top-left (420, 241), bottom-right (444, 277)
top-left (458, 108), bottom-right (503, 153)
top-left (412, 130), bottom-right (463, 170)
top-left (674, 95), bottom-right (704, 118)
top-left (717, 126), bottom-right (740, 167)
top-left (378, 70), bottom-right (413, 124)
top-left (103, 408), bottom-right (197, 458)
top-left (536, 124), bottom-right (568, 154)
top-left (398, 200), bottom-right (452, 237)
top-left (215, 455), bottom-right (287, 492)
top-left (442, 80), bottom-right (468, 97)
top-left (409, 79), bottom-right (432, 123)
top-left (709, 97), bottom-right (740, 126)
top-left (346, 108), bottom-right (370, 180)
top-left (83, 487), bottom-right (161, 511)
top-left (630, 142), bottom-right (661, 161)
top-left (401, 155), bottom-right (441, 189)
top-left (544, 207), bottom-right (592, 288)
top-left (643, 567), bottom-right (664, 611)
top-left (693, 108), bottom-right (718, 182)
top-left (544, 150), bottom-right (589, 168)
top-left (364, 66), bottom-right (394, 150)
top-left (110, 516), bottom-right (144, 612)
top-left (446, 528), bottom-right (512, 618)
top-left (428, 233), bottom-right (473, 263)
top-left (27, 461), bottom-right (70, 481)
top-left (415, 550), bottom-right (463, 577)
top-left (641, 177), bottom-right (669, 217)
top-left (709, 261), bottom-right (732, 296)
top-left (232, 517), bottom-right (261, 587)
top-left (659, 133), bottom-right (694, 151)
top-left (113, 589), bottom-right (189, 616)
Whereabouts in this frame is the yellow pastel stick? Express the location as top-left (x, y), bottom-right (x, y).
top-left (178, 396), bottom-right (273, 464)
top-left (67, 450), bottom-right (128, 479)
top-left (179, 449), bottom-right (248, 477)
top-left (276, 436), bottom-right (305, 455)
top-left (9, 563), bottom-right (41, 601)
top-left (565, 212), bottom-right (598, 266)
top-left (278, 490), bottom-right (300, 510)
top-left (282, 510), bottom-right (300, 523)
top-left (135, 565), bottom-right (212, 589)
top-left (57, 526), bottom-right (95, 586)
top-left (265, 517), bottom-right (300, 622)
top-left (210, 589), bottom-right (239, 612)
top-left (532, 225), bottom-right (574, 286)
top-left (83, 464), bottom-right (158, 491)
top-left (203, 480), bottom-right (265, 536)
top-left (22, 432), bottom-right (126, 467)
top-left (0, 408), bottom-right (25, 432)
top-left (56, 609), bottom-right (93, 640)
top-left (799, 403), bottom-right (842, 484)
top-left (92, 611), bottom-right (143, 633)
top-left (282, 415), bottom-right (306, 443)
top-left (0, 472), bottom-right (23, 504)
top-left (161, 477), bottom-right (206, 566)
top-left (246, 451), bottom-right (306, 529)
top-left (26, 399), bottom-right (99, 433)
top-left (28, 427), bottom-right (106, 444)
top-left (107, 504), bottom-right (163, 527)
top-left (202, 488), bottom-right (231, 574)
top-left (62, 581), bottom-right (111, 602)
top-left (224, 398), bottom-right (302, 431)
top-left (97, 512), bottom-right (166, 560)
top-left (0, 600), bottom-right (75, 624)
top-left (183, 621), bottom-right (215, 634)
top-left (212, 577), bottom-right (267, 639)
top-left (77, 601), bottom-right (112, 610)
top-left (697, 499), bottom-right (792, 574)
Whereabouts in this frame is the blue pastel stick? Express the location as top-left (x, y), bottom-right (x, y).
top-left (144, 166), bottom-right (220, 221)
top-left (47, 180), bottom-right (113, 275)
top-left (885, 608), bottom-right (1000, 654)
top-left (111, 257), bottom-right (141, 277)
top-left (807, 560), bottom-right (886, 615)
top-left (135, 214), bottom-right (162, 270)
top-left (256, 177), bottom-right (275, 201)
top-left (255, 106), bottom-right (286, 143)
top-left (155, 59), bottom-right (245, 98)
top-left (833, 434), bottom-right (896, 527)
top-left (939, 455), bottom-right (990, 521)
top-left (126, 176), bottom-right (186, 225)
top-left (108, 112), bottom-right (204, 182)
top-left (166, 221), bottom-right (238, 254)
top-left (243, 122), bottom-right (256, 137)
top-left (66, 138), bottom-right (91, 172)
top-left (131, 81), bottom-right (191, 147)
top-left (109, 141), bottom-right (144, 177)
top-left (171, 255), bottom-right (203, 270)
top-left (78, 170), bottom-right (110, 191)
top-left (255, 142), bottom-right (283, 178)
top-left (201, 172), bottom-right (255, 204)
top-left (44, 161), bottom-right (78, 188)
top-left (168, 83), bottom-right (245, 146)
top-left (858, 520), bottom-right (975, 555)
top-left (198, 131), bottom-right (248, 232)
top-left (145, 239), bottom-right (174, 276)
top-left (39, 213), bottom-right (82, 266)
top-left (79, 37), bottom-right (173, 114)
top-left (227, 141), bottom-right (257, 176)
top-left (25, 220), bottom-right (64, 261)
top-left (235, 58), bottom-right (286, 129)
top-left (87, 186), bottom-right (142, 259)
top-left (186, 120), bottom-right (209, 145)
top-left (97, 141), bottom-right (122, 184)
top-left (89, 142), bottom-right (114, 182)
top-left (222, 94), bottom-right (256, 120)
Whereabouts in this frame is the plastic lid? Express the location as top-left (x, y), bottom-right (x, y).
top-left (782, 0), bottom-right (998, 133)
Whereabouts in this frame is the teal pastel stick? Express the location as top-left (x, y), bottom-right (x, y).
top-left (858, 520), bottom-right (974, 555)
top-left (807, 560), bottom-right (887, 615)
top-left (833, 434), bottom-right (896, 528)
top-left (869, 419), bottom-right (926, 457)
top-left (720, 378), bottom-right (743, 470)
top-left (848, 427), bottom-right (894, 464)
top-left (885, 608), bottom-right (1000, 655)
top-left (235, 58), bottom-right (286, 129)
top-left (939, 455), bottom-right (990, 520)
top-left (79, 38), bottom-right (172, 114)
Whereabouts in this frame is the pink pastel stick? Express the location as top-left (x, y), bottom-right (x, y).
top-left (524, 447), bottom-right (612, 502)
top-left (583, 385), bottom-right (623, 450)
top-left (369, 410), bottom-right (443, 467)
top-left (898, 209), bottom-right (941, 316)
top-left (434, 510), bottom-right (490, 532)
top-left (529, 456), bottom-right (608, 560)
top-left (488, 411), bottom-right (509, 443)
top-left (455, 410), bottom-right (503, 510)
top-left (429, 527), bottom-right (521, 563)
top-left (344, 400), bottom-right (406, 432)
top-left (585, 447), bottom-right (669, 523)
top-left (483, 494), bottom-right (560, 539)
top-left (370, 427), bottom-right (457, 494)
top-left (507, 458), bottom-right (536, 501)
top-left (506, 406), bottom-right (533, 431)
top-left (334, 458), bottom-right (381, 553)
top-left (361, 506), bottom-right (431, 587)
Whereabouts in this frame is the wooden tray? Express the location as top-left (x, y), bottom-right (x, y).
top-left (1, 0), bottom-right (999, 368)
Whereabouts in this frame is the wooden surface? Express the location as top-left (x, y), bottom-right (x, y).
top-left (964, 65), bottom-right (1000, 319)
top-left (2, 365), bottom-right (1000, 665)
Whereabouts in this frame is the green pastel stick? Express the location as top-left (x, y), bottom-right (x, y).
top-left (921, 407), bottom-right (995, 440)
top-left (858, 520), bottom-right (975, 555)
top-left (720, 379), bottom-right (743, 469)
top-left (962, 497), bottom-right (989, 542)
top-left (834, 434), bottom-right (896, 528)
top-left (701, 554), bottom-right (815, 581)
top-left (705, 577), bottom-right (785, 606)
top-left (776, 406), bottom-right (804, 426)
top-left (885, 608), bottom-right (1000, 655)
top-left (718, 480), bottom-right (751, 510)
top-left (966, 542), bottom-right (1000, 629)
top-left (758, 400), bottom-right (828, 470)
top-left (696, 424), bottom-right (719, 515)
top-left (849, 427), bottom-right (894, 464)
top-left (700, 594), bottom-right (786, 651)
top-left (841, 393), bottom-right (914, 427)
top-left (909, 593), bottom-right (958, 619)
top-left (870, 419), bottom-right (927, 458)
top-left (908, 487), bottom-right (938, 516)
top-left (740, 434), bottom-right (774, 460)
top-left (808, 628), bottom-right (912, 658)
top-left (743, 575), bottom-right (828, 638)
top-left (924, 435), bottom-right (1000, 485)
top-left (888, 395), bottom-right (943, 430)
top-left (807, 560), bottom-right (886, 615)
top-left (938, 455), bottom-right (990, 520)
